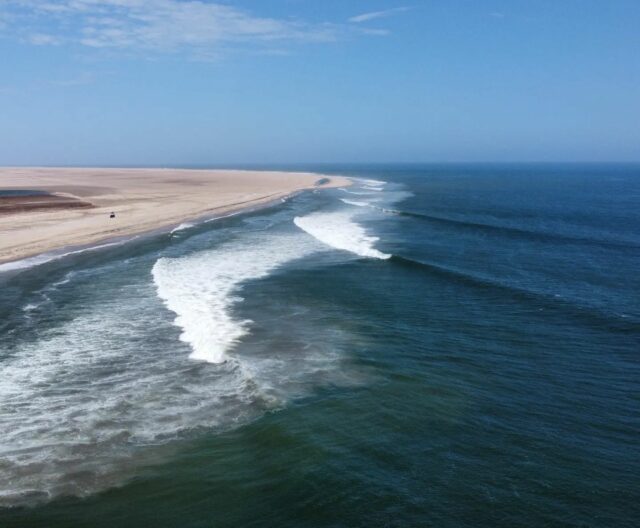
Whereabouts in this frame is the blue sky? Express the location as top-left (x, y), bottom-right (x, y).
top-left (0, 0), bottom-right (638, 165)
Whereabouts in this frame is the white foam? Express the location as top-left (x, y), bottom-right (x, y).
top-left (360, 178), bottom-right (387, 187)
top-left (0, 228), bottom-right (349, 505)
top-left (170, 222), bottom-right (194, 234)
top-left (152, 231), bottom-right (317, 363)
top-left (204, 210), bottom-right (243, 223)
top-left (0, 210), bottom-right (365, 507)
top-left (0, 240), bottom-right (129, 274)
top-left (363, 186), bottom-right (384, 192)
top-left (0, 281), bottom-right (269, 505)
top-left (294, 211), bottom-right (391, 260)
top-left (340, 199), bottom-right (370, 207)
top-left (341, 189), bottom-right (374, 196)
top-left (18, 271), bottom-right (78, 315)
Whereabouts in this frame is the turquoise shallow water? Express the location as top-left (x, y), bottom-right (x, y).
top-left (1, 164), bottom-right (639, 527)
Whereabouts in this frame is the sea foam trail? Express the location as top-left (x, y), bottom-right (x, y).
top-left (360, 178), bottom-right (387, 187)
top-left (170, 222), bottom-right (194, 234)
top-left (294, 211), bottom-right (391, 260)
top-left (0, 277), bottom-right (273, 506)
top-left (341, 189), bottom-right (375, 196)
top-left (0, 229), bottom-right (343, 506)
top-left (152, 231), bottom-right (317, 363)
top-left (340, 198), bottom-right (370, 207)
top-left (0, 240), bottom-right (128, 274)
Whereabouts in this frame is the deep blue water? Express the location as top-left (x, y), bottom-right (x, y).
top-left (0, 164), bottom-right (638, 527)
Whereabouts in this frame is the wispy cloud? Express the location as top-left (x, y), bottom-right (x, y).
top-left (348, 7), bottom-right (411, 24)
top-left (1, 0), bottom-right (348, 57)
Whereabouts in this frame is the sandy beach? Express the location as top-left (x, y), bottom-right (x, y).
top-left (0, 167), bottom-right (348, 264)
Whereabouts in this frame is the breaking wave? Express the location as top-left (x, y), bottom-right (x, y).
top-left (0, 277), bottom-right (273, 507)
top-left (152, 231), bottom-right (318, 363)
top-left (340, 198), bottom-right (370, 207)
top-left (360, 178), bottom-right (386, 187)
top-left (341, 189), bottom-right (375, 196)
top-left (0, 182), bottom-right (393, 507)
top-left (0, 228), bottom-right (346, 506)
top-left (294, 211), bottom-right (391, 260)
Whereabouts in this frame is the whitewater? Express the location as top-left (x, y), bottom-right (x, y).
top-left (294, 211), bottom-right (390, 260)
top-left (152, 230), bottom-right (319, 363)
top-left (0, 176), bottom-right (398, 506)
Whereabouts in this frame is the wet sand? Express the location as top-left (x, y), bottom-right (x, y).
top-left (0, 167), bottom-right (348, 264)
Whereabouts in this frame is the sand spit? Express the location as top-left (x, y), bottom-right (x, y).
top-left (0, 167), bottom-right (349, 264)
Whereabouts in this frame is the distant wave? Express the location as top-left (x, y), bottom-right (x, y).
top-left (152, 231), bottom-right (317, 363)
top-left (340, 198), bottom-right (370, 207)
top-left (360, 178), bottom-right (387, 187)
top-left (294, 211), bottom-right (391, 260)
top-left (385, 208), bottom-right (640, 251)
top-left (390, 254), bottom-right (638, 331)
top-left (341, 189), bottom-right (377, 196)
top-left (391, 254), bottom-right (526, 293)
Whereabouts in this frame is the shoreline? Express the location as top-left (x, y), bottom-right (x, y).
top-left (0, 168), bottom-right (349, 268)
top-left (0, 189), bottom-right (301, 275)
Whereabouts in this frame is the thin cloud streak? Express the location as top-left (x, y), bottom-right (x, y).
top-left (348, 7), bottom-right (410, 24)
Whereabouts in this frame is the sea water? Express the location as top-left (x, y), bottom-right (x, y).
top-left (0, 164), bottom-right (638, 527)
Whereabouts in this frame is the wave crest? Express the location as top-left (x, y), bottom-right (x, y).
top-left (294, 211), bottom-right (391, 260)
top-left (340, 198), bottom-right (370, 207)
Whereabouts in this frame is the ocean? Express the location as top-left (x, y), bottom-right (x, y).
top-left (1, 164), bottom-right (638, 527)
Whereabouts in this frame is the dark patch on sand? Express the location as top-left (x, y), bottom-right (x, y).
top-left (0, 191), bottom-right (93, 215)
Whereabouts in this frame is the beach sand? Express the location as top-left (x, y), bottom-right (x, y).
top-left (0, 167), bottom-right (348, 264)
